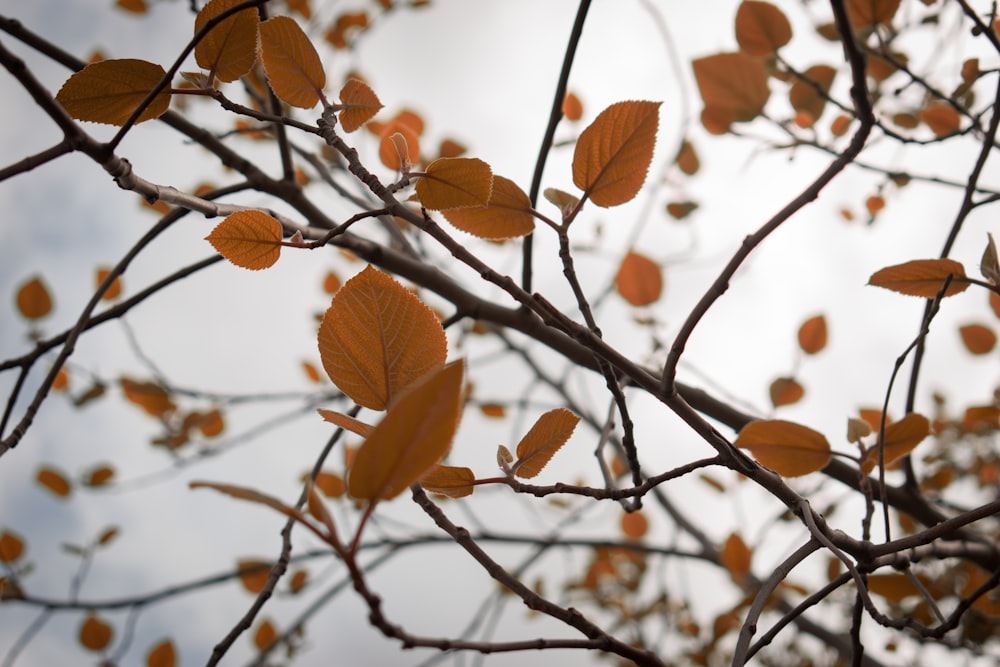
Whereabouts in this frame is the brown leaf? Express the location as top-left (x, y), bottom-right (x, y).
top-left (981, 233), bottom-right (1000, 285)
top-left (789, 65), bottom-right (836, 126)
top-left (254, 618), bottom-right (278, 651)
top-left (675, 139), bottom-right (699, 175)
top-left (79, 613), bottom-right (113, 651)
top-left (512, 407), bottom-right (580, 479)
top-left (735, 419), bottom-right (831, 476)
top-left (312, 471), bottom-right (346, 498)
top-left (573, 101), bottom-right (661, 208)
top-left (194, 0), bottom-right (259, 83)
top-left (769, 377), bottom-right (805, 408)
top-left (56, 59), bottom-right (170, 125)
top-left (862, 413), bottom-right (930, 473)
top-left (847, 0), bottom-right (902, 29)
top-left (415, 158), bottom-right (493, 210)
top-left (205, 210), bottom-right (283, 271)
top-left (960, 323), bottom-right (997, 355)
top-left (0, 530), bottom-right (25, 563)
top-left (620, 511), bottom-right (649, 539)
top-left (693, 53), bottom-right (770, 130)
top-left (259, 16), bottom-right (326, 108)
top-left (121, 377), bottom-right (175, 417)
top-left (721, 533), bottom-right (752, 582)
top-left (189, 481), bottom-right (305, 522)
top-left (442, 175), bottom-right (535, 240)
top-left (37, 466), bottom-right (72, 498)
top-left (317, 408), bottom-right (374, 437)
top-left (347, 360), bottom-right (465, 501)
top-left (798, 314), bottom-right (828, 354)
top-left (616, 251), bottom-right (663, 306)
top-left (338, 79), bottom-right (382, 132)
top-left (15, 276), bottom-right (53, 320)
top-left (735, 1), bottom-right (793, 56)
top-left (236, 559), bottom-right (272, 593)
top-left (95, 267), bottom-right (122, 300)
top-left (317, 265), bottom-right (447, 410)
top-left (420, 464), bottom-right (476, 498)
top-left (562, 92), bottom-right (583, 121)
top-left (868, 258), bottom-right (969, 297)
top-left (146, 640), bottom-right (176, 667)
top-left (919, 102), bottom-right (961, 138)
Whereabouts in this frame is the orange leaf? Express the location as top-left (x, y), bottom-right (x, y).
top-left (56, 59), bottom-right (170, 125)
top-left (868, 258), bottom-right (969, 297)
top-left (420, 464), bottom-right (476, 498)
top-left (146, 640), bottom-right (176, 667)
top-left (847, 0), bottom-right (902, 28)
top-left (254, 618), bottom-right (278, 651)
top-left (317, 408), bottom-right (374, 437)
top-left (347, 360), bottom-right (465, 501)
top-left (562, 92), bottom-right (583, 121)
top-left (572, 100), bottom-right (661, 207)
top-left (37, 466), bottom-right (72, 498)
top-left (512, 407), bottom-right (580, 479)
top-left (415, 157), bottom-right (493, 210)
top-left (721, 533), bottom-right (752, 582)
top-left (206, 210), bottom-right (283, 270)
top-left (80, 613), bottom-right (113, 651)
top-left (197, 408), bottom-right (225, 437)
top-left (236, 559), bottom-right (271, 593)
top-left (15, 276), bottom-right (53, 319)
top-left (121, 377), bottom-right (175, 417)
top-left (189, 481), bottom-right (305, 522)
top-left (960, 323), bottom-right (997, 355)
top-left (317, 265), bottom-right (447, 410)
top-left (798, 314), bottom-right (828, 354)
top-left (789, 65), bottom-right (836, 126)
top-left (442, 175), bottom-right (534, 239)
top-left (289, 569), bottom-right (309, 593)
top-left (862, 413), bottom-right (930, 473)
top-left (675, 139), bottom-right (699, 176)
top-left (194, 0), bottom-right (259, 82)
top-left (615, 251), bottom-right (663, 306)
top-left (480, 403), bottom-right (506, 418)
top-left (0, 530), bottom-right (25, 563)
top-left (735, 1), bottom-right (793, 56)
top-left (667, 201), bottom-right (699, 220)
top-left (95, 267), bottom-right (122, 300)
top-left (338, 79), bottom-right (383, 132)
top-left (693, 53), bottom-right (770, 129)
top-left (621, 511), bottom-right (649, 539)
top-left (769, 377), bottom-right (805, 408)
top-left (259, 16), bottom-right (326, 108)
top-left (866, 574), bottom-right (923, 602)
top-left (84, 465), bottom-right (115, 487)
top-left (313, 471), bottom-right (346, 498)
top-left (919, 102), bottom-right (961, 138)
top-left (116, 0), bottom-right (148, 13)
top-left (735, 419), bottom-right (831, 476)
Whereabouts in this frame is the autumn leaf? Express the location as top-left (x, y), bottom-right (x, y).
top-left (442, 175), bottom-right (535, 240)
top-left (56, 59), bottom-right (171, 125)
top-left (621, 511), bottom-right (649, 539)
top-left (862, 413), bottom-right (930, 473)
top-left (259, 16), bottom-right (327, 108)
top-left (846, 0), bottom-right (902, 29)
top-left (312, 471), bottom-right (345, 498)
top-left (415, 157), bottom-right (493, 210)
top-left (205, 210), bottom-right (283, 270)
top-left (37, 466), bottom-right (72, 498)
top-left (348, 360), bottom-right (465, 501)
top-left (721, 533), bottom-right (752, 582)
top-left (236, 559), bottom-right (271, 593)
top-left (83, 465), bottom-right (115, 487)
top-left (15, 276), bottom-right (53, 320)
top-left (693, 53), bottom-right (770, 131)
top-left (80, 613), bottom-right (113, 651)
top-left (868, 258), bottom-right (969, 297)
top-left (146, 640), bottom-right (176, 667)
top-left (255, 619), bottom-right (278, 651)
top-left (511, 407), bottom-right (580, 479)
top-left (0, 531), bottom-right (24, 563)
top-left (194, 0), bottom-right (259, 83)
top-left (562, 92), bottom-right (583, 121)
top-left (735, 419), bottom-right (831, 476)
top-left (616, 251), bottom-right (663, 306)
top-left (120, 377), bottom-right (175, 417)
top-left (959, 323), bottom-right (997, 355)
top-left (572, 100), bottom-right (660, 207)
top-left (798, 315), bottom-right (828, 354)
top-left (981, 233), bottom-right (1000, 285)
top-left (317, 408), bottom-right (374, 437)
top-left (338, 79), bottom-right (383, 132)
top-left (735, 1), bottom-right (793, 56)
top-left (95, 267), bottom-right (122, 300)
top-left (374, 111), bottom-right (422, 170)
top-left (420, 464), bottom-right (476, 498)
top-left (789, 65), bottom-right (836, 126)
top-left (919, 102), bottom-right (961, 138)
top-left (189, 481), bottom-right (305, 523)
top-left (675, 139), bottom-right (699, 175)
top-left (769, 377), bottom-right (804, 408)
top-left (317, 265), bottom-right (447, 410)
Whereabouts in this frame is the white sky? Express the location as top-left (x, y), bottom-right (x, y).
top-left (2, 0), bottom-right (1000, 666)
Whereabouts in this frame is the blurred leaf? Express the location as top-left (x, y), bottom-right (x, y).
top-left (735, 419), bottom-right (831, 476)
top-left (189, 481), bottom-right (305, 522)
top-left (620, 510), bottom-right (649, 539)
top-left (769, 377), bottom-right (804, 408)
top-left (415, 157), bottom-right (493, 210)
top-left (348, 360), bottom-right (465, 501)
top-left (236, 559), bottom-right (272, 594)
top-left (121, 377), bottom-right (175, 417)
top-left (420, 464), bottom-right (476, 498)
top-left (721, 533), bottom-right (752, 582)
top-left (146, 639), bottom-right (176, 667)
top-left (862, 413), bottom-right (930, 473)
top-left (84, 465), bottom-right (115, 487)
top-left (919, 102), bottom-right (961, 138)
top-left (512, 408), bottom-right (580, 479)
top-left (260, 16), bottom-right (326, 108)
top-left (95, 267), bottom-right (122, 300)
top-left (562, 91), bottom-right (583, 120)
top-left (254, 618), bottom-right (278, 651)
top-left (573, 101), bottom-right (660, 207)
top-left (789, 65), bottom-right (836, 126)
top-left (15, 276), bottom-right (53, 320)
top-left (846, 0), bottom-right (902, 28)
top-left (317, 265), bottom-right (447, 410)
top-left (312, 471), bottom-right (346, 498)
top-left (798, 314), bottom-right (828, 354)
top-left (693, 53), bottom-right (770, 131)
top-left (37, 466), bottom-right (72, 498)
top-left (79, 613), bottom-right (113, 651)
top-left (981, 233), bottom-right (1000, 285)
top-left (205, 210), bottom-right (283, 271)
top-left (615, 251), bottom-right (663, 306)
top-left (194, 0), bottom-right (259, 82)
top-left (735, 1), bottom-right (792, 56)
top-left (868, 259), bottom-right (969, 297)
top-left (56, 59), bottom-right (170, 125)
top-left (675, 139), bottom-right (699, 175)
top-left (0, 530), bottom-right (25, 563)
top-left (959, 323), bottom-right (997, 355)
top-left (442, 175), bottom-right (534, 240)
top-left (317, 408), bottom-right (374, 436)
